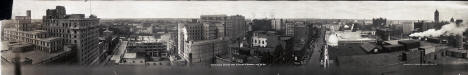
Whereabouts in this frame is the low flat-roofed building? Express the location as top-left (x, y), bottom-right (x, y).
top-left (360, 42), bottom-right (380, 53)
top-left (120, 53), bottom-right (146, 65)
top-left (1, 41), bottom-right (72, 65)
top-left (335, 31), bottom-right (376, 44)
top-left (382, 44), bottom-right (405, 53)
top-left (328, 43), bottom-right (367, 60)
top-left (398, 40), bottom-right (421, 50)
top-left (3, 28), bottom-right (64, 53)
top-left (446, 48), bottom-right (468, 58)
top-left (336, 52), bottom-right (400, 68)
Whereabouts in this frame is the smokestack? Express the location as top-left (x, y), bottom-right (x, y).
top-left (26, 10), bottom-right (31, 17)
top-left (457, 34), bottom-right (464, 49)
top-left (455, 20), bottom-right (464, 50)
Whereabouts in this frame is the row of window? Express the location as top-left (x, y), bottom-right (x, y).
top-left (3, 30), bottom-right (47, 39)
top-left (4, 33), bottom-right (62, 48)
top-left (45, 19), bottom-right (98, 28)
top-left (46, 28), bottom-right (77, 34)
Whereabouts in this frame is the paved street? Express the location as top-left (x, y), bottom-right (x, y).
top-left (305, 26), bottom-right (326, 68)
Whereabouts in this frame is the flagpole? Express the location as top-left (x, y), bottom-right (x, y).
top-left (90, 0), bottom-right (92, 15)
top-left (85, 0), bottom-right (92, 16)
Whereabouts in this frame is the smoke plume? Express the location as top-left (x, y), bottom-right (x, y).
top-left (409, 23), bottom-right (467, 37)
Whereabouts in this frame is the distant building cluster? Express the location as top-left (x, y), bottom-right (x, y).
top-left (177, 15), bottom-right (247, 65)
top-left (327, 10), bottom-right (468, 68)
top-left (2, 6), bottom-right (102, 65)
top-left (4, 5), bottom-right (468, 69)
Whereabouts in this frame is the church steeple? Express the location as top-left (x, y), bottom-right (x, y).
top-left (434, 9), bottom-right (439, 23)
top-left (450, 17), bottom-right (455, 23)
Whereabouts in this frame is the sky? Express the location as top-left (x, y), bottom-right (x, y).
top-left (12, 0), bottom-right (468, 20)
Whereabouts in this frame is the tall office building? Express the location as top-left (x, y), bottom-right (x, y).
top-left (200, 15), bottom-right (227, 40)
top-left (401, 23), bottom-right (414, 35)
top-left (183, 39), bottom-right (226, 65)
top-left (4, 10), bottom-right (65, 53)
top-left (201, 22), bottom-right (220, 40)
top-left (181, 22), bottom-right (204, 41)
top-left (252, 19), bottom-right (272, 31)
top-left (15, 10), bottom-right (32, 31)
top-left (42, 6), bottom-right (101, 65)
top-left (294, 22), bottom-right (308, 40)
top-left (225, 15), bottom-right (247, 40)
top-left (284, 22), bottom-right (295, 36)
top-left (271, 19), bottom-right (284, 33)
top-left (178, 23), bottom-right (186, 59)
top-left (2, 10), bottom-right (72, 65)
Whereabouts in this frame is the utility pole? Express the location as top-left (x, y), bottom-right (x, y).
top-left (14, 53), bottom-right (21, 75)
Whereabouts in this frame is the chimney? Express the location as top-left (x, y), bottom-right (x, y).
top-left (26, 10), bottom-right (31, 17)
top-left (457, 34), bottom-right (464, 49)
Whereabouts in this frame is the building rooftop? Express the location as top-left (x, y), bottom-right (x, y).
top-left (40, 37), bottom-right (62, 42)
top-left (337, 52), bottom-right (401, 68)
top-left (360, 43), bottom-right (378, 52)
top-left (335, 31), bottom-right (375, 42)
top-left (384, 40), bottom-right (399, 45)
top-left (98, 37), bottom-right (105, 40)
top-left (1, 43), bottom-right (72, 64)
top-left (446, 48), bottom-right (468, 53)
top-left (1, 41), bottom-right (11, 51)
top-left (398, 40), bottom-right (419, 44)
top-left (279, 36), bottom-right (293, 41)
top-left (328, 43), bottom-right (367, 60)
top-left (123, 53), bottom-right (137, 59)
top-left (190, 38), bottom-right (224, 45)
top-left (135, 36), bottom-right (159, 43)
top-left (4, 28), bottom-right (47, 34)
top-left (253, 30), bottom-right (278, 36)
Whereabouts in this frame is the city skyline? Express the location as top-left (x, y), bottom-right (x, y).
top-left (12, 1), bottom-right (468, 20)
top-left (3, 1), bottom-right (468, 75)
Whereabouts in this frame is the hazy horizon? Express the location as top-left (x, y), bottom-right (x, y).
top-left (12, 0), bottom-right (468, 21)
